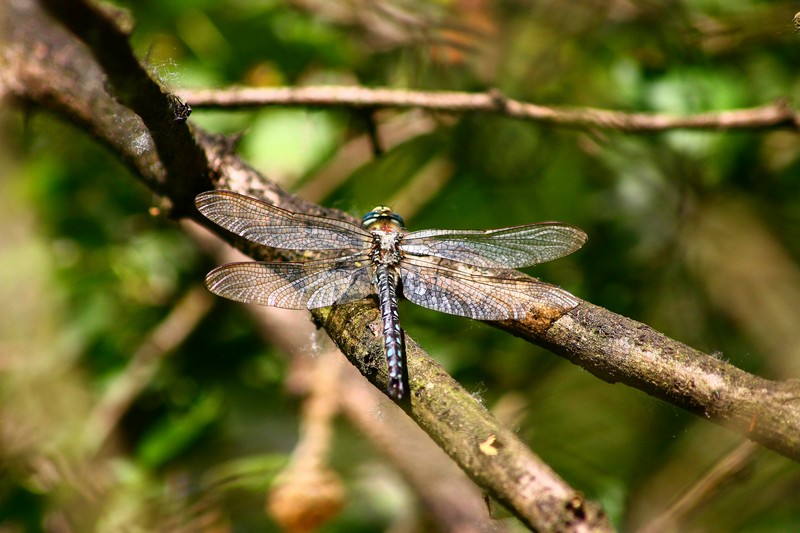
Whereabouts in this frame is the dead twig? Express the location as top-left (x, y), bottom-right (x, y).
top-left (180, 86), bottom-right (800, 132)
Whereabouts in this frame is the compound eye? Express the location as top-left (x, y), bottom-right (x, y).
top-left (362, 211), bottom-right (380, 226)
top-left (391, 213), bottom-right (405, 227)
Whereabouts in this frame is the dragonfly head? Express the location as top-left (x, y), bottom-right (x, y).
top-left (362, 206), bottom-right (406, 232)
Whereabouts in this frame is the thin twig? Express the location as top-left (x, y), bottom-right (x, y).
top-left (267, 349), bottom-right (346, 531)
top-left (637, 441), bottom-right (760, 533)
top-left (180, 86), bottom-right (800, 132)
top-left (84, 286), bottom-right (215, 452)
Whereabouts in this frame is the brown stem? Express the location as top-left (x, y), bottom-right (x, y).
top-left (635, 441), bottom-right (760, 533)
top-left (84, 286), bottom-right (215, 452)
top-left (180, 86), bottom-right (800, 132)
top-left (39, 0), bottom-right (213, 212)
top-left (504, 304), bottom-right (800, 461)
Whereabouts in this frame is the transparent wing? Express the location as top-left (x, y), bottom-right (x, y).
top-left (196, 190), bottom-right (371, 251)
top-left (401, 223), bottom-right (587, 269)
top-left (206, 254), bottom-right (374, 309)
top-left (399, 255), bottom-right (579, 320)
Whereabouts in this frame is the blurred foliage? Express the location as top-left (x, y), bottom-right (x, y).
top-left (3, 0), bottom-right (800, 531)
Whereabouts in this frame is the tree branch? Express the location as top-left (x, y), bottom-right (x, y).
top-left (180, 85), bottom-right (800, 132)
top-left (504, 305), bottom-right (800, 461)
top-left (39, 0), bottom-right (213, 213)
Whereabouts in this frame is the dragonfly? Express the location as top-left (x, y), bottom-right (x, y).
top-left (196, 190), bottom-right (587, 400)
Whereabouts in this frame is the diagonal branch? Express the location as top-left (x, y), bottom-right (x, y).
top-left (502, 305), bottom-right (800, 461)
top-left (180, 85), bottom-right (800, 132)
top-left (39, 0), bottom-right (213, 212)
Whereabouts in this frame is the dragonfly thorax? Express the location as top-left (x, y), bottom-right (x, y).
top-left (368, 230), bottom-right (403, 266)
top-left (363, 206), bottom-right (405, 266)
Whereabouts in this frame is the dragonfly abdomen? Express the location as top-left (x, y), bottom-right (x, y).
top-left (375, 264), bottom-right (405, 400)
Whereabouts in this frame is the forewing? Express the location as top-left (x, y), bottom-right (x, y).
top-left (399, 255), bottom-right (579, 320)
top-left (206, 254), bottom-right (374, 309)
top-left (401, 223), bottom-right (587, 269)
top-left (196, 190), bottom-right (371, 251)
